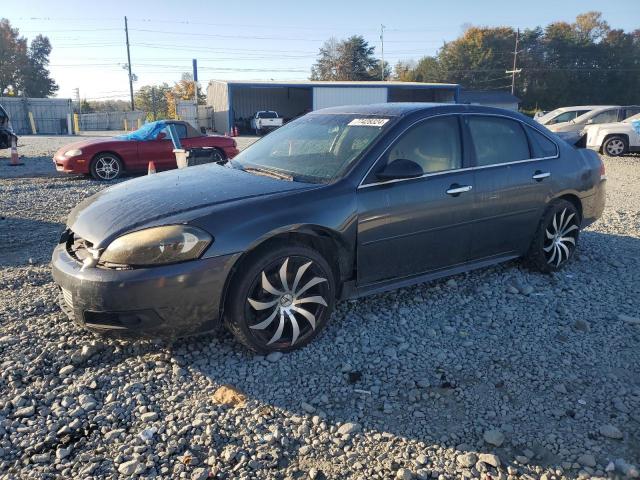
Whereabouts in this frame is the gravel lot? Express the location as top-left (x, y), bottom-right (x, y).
top-left (0, 135), bottom-right (639, 480)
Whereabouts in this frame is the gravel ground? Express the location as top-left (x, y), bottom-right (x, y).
top-left (0, 136), bottom-right (639, 480)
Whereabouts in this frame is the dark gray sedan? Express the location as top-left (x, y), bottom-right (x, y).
top-left (52, 103), bottom-right (606, 352)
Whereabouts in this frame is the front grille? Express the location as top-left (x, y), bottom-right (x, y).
top-left (57, 289), bottom-right (76, 322)
top-left (66, 231), bottom-right (94, 263)
top-left (61, 288), bottom-right (73, 309)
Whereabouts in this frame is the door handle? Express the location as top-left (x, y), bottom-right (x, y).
top-left (532, 171), bottom-right (551, 181)
top-left (446, 184), bottom-right (473, 196)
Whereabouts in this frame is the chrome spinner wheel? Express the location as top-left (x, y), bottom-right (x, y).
top-left (543, 208), bottom-right (579, 267)
top-left (245, 256), bottom-right (329, 348)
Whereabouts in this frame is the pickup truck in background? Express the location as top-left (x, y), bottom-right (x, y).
top-left (250, 111), bottom-right (284, 135)
top-left (0, 103), bottom-right (17, 150)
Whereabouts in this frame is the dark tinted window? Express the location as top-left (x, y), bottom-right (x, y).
top-left (623, 108), bottom-right (640, 119)
top-left (467, 116), bottom-right (530, 166)
top-left (526, 126), bottom-right (558, 158)
top-left (258, 111), bottom-right (278, 119)
top-left (383, 116), bottom-right (462, 174)
top-left (160, 124), bottom-right (188, 139)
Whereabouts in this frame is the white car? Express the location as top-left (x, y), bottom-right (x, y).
top-left (547, 106), bottom-right (640, 134)
top-left (536, 105), bottom-right (605, 127)
top-left (584, 112), bottom-right (640, 156)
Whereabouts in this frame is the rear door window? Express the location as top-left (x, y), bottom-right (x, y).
top-left (466, 116), bottom-right (530, 166)
top-left (589, 109), bottom-right (619, 124)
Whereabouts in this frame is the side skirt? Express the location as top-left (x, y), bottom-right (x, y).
top-left (343, 253), bottom-right (520, 300)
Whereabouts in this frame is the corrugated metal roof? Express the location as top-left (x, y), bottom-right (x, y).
top-left (209, 79), bottom-right (459, 89)
top-left (458, 90), bottom-right (520, 103)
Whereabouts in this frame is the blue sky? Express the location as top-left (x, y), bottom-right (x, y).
top-left (7, 0), bottom-right (639, 100)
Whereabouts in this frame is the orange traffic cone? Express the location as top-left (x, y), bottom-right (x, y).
top-left (8, 137), bottom-right (23, 166)
top-left (224, 131), bottom-right (229, 137)
top-left (148, 160), bottom-right (156, 175)
top-left (234, 126), bottom-right (239, 136)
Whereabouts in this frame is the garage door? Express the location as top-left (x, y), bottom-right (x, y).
top-left (313, 87), bottom-right (387, 110)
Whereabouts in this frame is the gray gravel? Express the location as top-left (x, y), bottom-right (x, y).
top-left (0, 137), bottom-right (639, 479)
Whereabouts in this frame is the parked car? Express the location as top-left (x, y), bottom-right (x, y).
top-left (250, 111), bottom-right (284, 135)
top-left (535, 105), bottom-right (608, 127)
top-left (0, 103), bottom-right (17, 150)
top-left (52, 104), bottom-right (605, 352)
top-left (547, 105), bottom-right (640, 134)
top-left (53, 120), bottom-right (239, 181)
top-left (583, 112), bottom-right (640, 156)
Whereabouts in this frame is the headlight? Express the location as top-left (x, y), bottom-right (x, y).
top-left (64, 149), bottom-right (82, 157)
top-left (100, 225), bottom-right (212, 267)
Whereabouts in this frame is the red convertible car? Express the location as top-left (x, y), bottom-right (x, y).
top-left (53, 120), bottom-right (239, 181)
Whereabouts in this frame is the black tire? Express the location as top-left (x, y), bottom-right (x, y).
top-left (525, 200), bottom-right (580, 273)
top-left (90, 153), bottom-right (123, 181)
top-left (602, 136), bottom-right (627, 157)
top-left (224, 244), bottom-right (335, 353)
top-left (211, 148), bottom-right (225, 165)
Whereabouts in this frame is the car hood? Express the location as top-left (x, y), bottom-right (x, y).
top-left (68, 164), bottom-right (316, 248)
top-left (55, 137), bottom-right (125, 155)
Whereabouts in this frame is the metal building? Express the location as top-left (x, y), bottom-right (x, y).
top-left (206, 80), bottom-right (460, 134)
top-left (0, 97), bottom-right (73, 135)
top-left (458, 90), bottom-right (521, 111)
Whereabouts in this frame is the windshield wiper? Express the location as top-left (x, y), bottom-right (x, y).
top-left (243, 166), bottom-right (293, 181)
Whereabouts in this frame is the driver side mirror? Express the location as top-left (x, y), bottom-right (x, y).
top-left (377, 158), bottom-right (424, 180)
top-left (156, 132), bottom-right (167, 140)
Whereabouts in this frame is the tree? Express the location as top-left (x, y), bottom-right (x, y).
top-left (393, 12), bottom-right (640, 109)
top-left (134, 83), bottom-right (171, 121)
top-left (311, 35), bottom-right (381, 81)
top-left (0, 19), bottom-right (57, 96)
top-left (167, 73), bottom-right (206, 118)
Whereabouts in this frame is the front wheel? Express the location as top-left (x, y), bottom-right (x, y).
top-left (525, 200), bottom-right (580, 273)
top-left (602, 136), bottom-right (627, 157)
top-left (90, 153), bottom-right (123, 181)
top-left (225, 245), bottom-right (335, 353)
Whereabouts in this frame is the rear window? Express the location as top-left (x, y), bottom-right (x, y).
top-left (258, 111), bottom-right (278, 119)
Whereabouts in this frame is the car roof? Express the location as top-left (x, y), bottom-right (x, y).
top-left (554, 105), bottom-right (618, 112)
top-left (311, 102), bottom-right (525, 118)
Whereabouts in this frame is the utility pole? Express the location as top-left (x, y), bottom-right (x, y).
top-left (506, 28), bottom-right (522, 95)
top-left (124, 16), bottom-right (135, 111)
top-left (380, 24), bottom-right (386, 81)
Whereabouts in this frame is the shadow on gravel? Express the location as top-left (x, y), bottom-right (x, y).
top-left (0, 216), bottom-right (64, 267)
top-left (76, 230), bottom-right (640, 477)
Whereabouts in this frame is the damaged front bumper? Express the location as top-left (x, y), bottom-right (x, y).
top-left (51, 242), bottom-right (240, 339)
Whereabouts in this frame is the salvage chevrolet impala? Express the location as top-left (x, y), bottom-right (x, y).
top-left (52, 104), bottom-right (606, 352)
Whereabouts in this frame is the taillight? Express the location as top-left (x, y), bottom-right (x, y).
top-left (599, 157), bottom-right (606, 179)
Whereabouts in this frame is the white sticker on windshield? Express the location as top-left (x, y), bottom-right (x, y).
top-left (348, 118), bottom-right (389, 127)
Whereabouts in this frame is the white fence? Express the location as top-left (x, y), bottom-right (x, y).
top-left (79, 111), bottom-right (146, 131)
top-left (0, 97), bottom-right (73, 135)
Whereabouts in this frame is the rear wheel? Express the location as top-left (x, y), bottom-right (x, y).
top-left (602, 136), bottom-right (627, 157)
top-left (90, 153), bottom-right (123, 181)
top-left (211, 148), bottom-right (225, 164)
top-left (225, 245), bottom-right (335, 353)
top-left (526, 200), bottom-right (580, 273)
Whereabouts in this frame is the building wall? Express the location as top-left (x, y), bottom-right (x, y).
top-left (313, 87), bottom-right (387, 110)
top-left (0, 97), bottom-right (73, 134)
top-left (207, 82), bottom-right (230, 133)
top-left (230, 87), bottom-right (311, 123)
